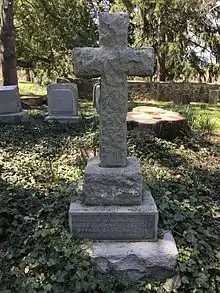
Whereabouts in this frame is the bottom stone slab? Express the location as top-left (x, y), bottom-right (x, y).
top-left (45, 115), bottom-right (80, 124)
top-left (90, 232), bottom-right (178, 282)
top-left (0, 111), bottom-right (28, 123)
top-left (69, 190), bottom-right (158, 241)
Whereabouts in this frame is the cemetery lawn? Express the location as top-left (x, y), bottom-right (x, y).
top-left (0, 106), bottom-right (219, 293)
top-left (18, 82), bottom-right (220, 133)
top-left (19, 82), bottom-right (47, 98)
top-left (128, 100), bottom-right (220, 134)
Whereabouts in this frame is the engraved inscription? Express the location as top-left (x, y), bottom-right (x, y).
top-left (71, 214), bottom-right (156, 240)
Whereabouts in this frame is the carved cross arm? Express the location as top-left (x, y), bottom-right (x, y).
top-left (72, 48), bottom-right (103, 78)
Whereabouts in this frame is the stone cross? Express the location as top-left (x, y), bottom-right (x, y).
top-left (73, 12), bottom-right (154, 168)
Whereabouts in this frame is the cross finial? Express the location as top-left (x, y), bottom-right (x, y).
top-left (99, 12), bottom-right (128, 48)
top-left (73, 13), bottom-right (154, 167)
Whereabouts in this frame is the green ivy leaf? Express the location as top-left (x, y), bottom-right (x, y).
top-left (163, 275), bottom-right (181, 292)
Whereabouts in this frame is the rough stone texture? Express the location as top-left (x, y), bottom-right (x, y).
top-left (128, 81), bottom-right (220, 103)
top-left (208, 89), bottom-right (219, 104)
top-left (45, 83), bottom-right (80, 123)
top-left (72, 12), bottom-right (154, 168)
top-left (83, 156), bottom-right (143, 206)
top-left (69, 189), bottom-right (158, 241)
top-left (127, 106), bottom-right (190, 139)
top-left (0, 85), bottom-right (22, 114)
top-left (90, 232), bottom-right (178, 282)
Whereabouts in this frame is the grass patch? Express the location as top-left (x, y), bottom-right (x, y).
top-left (128, 100), bottom-right (220, 133)
top-left (0, 106), bottom-right (219, 292)
top-left (19, 82), bottom-right (46, 97)
top-left (17, 82), bottom-right (220, 133)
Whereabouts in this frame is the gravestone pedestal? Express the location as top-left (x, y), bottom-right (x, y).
top-left (90, 232), bottom-right (177, 282)
top-left (69, 156), bottom-right (178, 281)
top-left (0, 111), bottom-right (28, 123)
top-left (69, 188), bottom-right (158, 241)
top-left (83, 157), bottom-right (143, 206)
top-left (45, 115), bottom-right (80, 124)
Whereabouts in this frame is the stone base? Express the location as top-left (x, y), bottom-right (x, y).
top-left (90, 232), bottom-right (178, 282)
top-left (45, 115), bottom-right (80, 124)
top-left (83, 157), bottom-right (143, 206)
top-left (69, 189), bottom-right (158, 241)
top-left (0, 111), bottom-right (28, 123)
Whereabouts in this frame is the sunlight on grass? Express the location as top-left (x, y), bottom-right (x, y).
top-left (18, 82), bottom-right (46, 97)
top-left (129, 100), bottom-right (220, 133)
top-left (16, 82), bottom-right (220, 133)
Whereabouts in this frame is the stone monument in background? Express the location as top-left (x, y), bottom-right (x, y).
top-left (208, 89), bottom-right (219, 104)
top-left (45, 83), bottom-right (80, 123)
top-left (0, 85), bottom-right (28, 122)
top-left (69, 12), bottom-right (178, 282)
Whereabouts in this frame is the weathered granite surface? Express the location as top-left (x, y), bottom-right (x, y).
top-left (90, 232), bottom-right (178, 282)
top-left (69, 189), bottom-right (158, 241)
top-left (83, 156), bottom-right (143, 206)
top-left (72, 13), bottom-right (154, 167)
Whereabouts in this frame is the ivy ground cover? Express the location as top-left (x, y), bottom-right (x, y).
top-left (0, 105), bottom-right (219, 293)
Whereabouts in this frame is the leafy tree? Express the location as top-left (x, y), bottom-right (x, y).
top-left (14, 0), bottom-right (98, 83)
top-left (106, 0), bottom-right (220, 81)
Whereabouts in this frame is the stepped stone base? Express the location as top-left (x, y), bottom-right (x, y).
top-left (45, 115), bottom-right (80, 123)
top-left (69, 190), bottom-right (158, 241)
top-left (83, 156), bottom-right (143, 206)
top-left (90, 232), bottom-right (178, 282)
top-left (0, 111), bottom-right (28, 123)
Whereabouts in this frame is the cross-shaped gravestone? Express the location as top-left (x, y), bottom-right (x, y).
top-left (73, 12), bottom-right (154, 168)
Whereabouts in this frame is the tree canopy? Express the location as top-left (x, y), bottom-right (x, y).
top-left (8, 0), bottom-right (220, 82)
top-left (14, 0), bottom-right (98, 83)
top-left (109, 0), bottom-right (220, 81)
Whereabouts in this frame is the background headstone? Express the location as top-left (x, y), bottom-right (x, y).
top-left (0, 85), bottom-right (28, 122)
top-left (208, 89), bottom-right (219, 104)
top-left (45, 83), bottom-right (80, 123)
top-left (92, 83), bottom-right (100, 116)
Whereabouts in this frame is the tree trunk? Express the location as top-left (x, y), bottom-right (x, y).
top-left (157, 52), bottom-right (166, 82)
top-left (156, 14), bottom-right (166, 82)
top-left (0, 0), bottom-right (18, 85)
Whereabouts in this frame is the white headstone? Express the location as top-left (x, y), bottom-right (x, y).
top-left (0, 85), bottom-right (28, 122)
top-left (92, 83), bottom-right (100, 116)
top-left (45, 83), bottom-right (80, 123)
